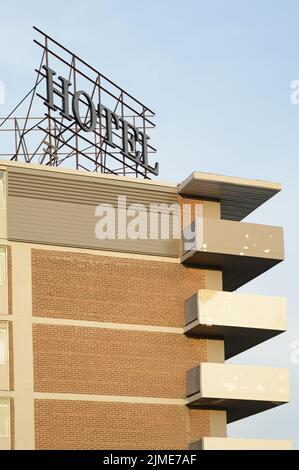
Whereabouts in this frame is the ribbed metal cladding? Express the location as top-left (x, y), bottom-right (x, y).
top-left (7, 168), bottom-right (178, 207)
top-left (178, 175), bottom-right (281, 221)
top-left (7, 168), bottom-right (180, 257)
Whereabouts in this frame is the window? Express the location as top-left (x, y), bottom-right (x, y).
top-left (0, 399), bottom-right (9, 437)
top-left (0, 323), bottom-right (8, 365)
top-left (0, 247), bottom-right (7, 287)
top-left (0, 172), bottom-right (5, 210)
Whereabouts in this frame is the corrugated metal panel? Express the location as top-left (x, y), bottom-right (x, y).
top-left (7, 169), bottom-right (180, 257)
top-left (8, 168), bottom-right (177, 207)
top-left (178, 175), bottom-right (281, 221)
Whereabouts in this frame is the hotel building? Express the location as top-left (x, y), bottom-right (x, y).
top-left (0, 160), bottom-right (291, 450)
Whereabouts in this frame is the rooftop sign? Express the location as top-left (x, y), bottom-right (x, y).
top-left (0, 27), bottom-right (159, 179)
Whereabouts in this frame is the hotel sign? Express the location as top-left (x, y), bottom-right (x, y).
top-left (42, 65), bottom-right (158, 176)
top-left (0, 27), bottom-right (159, 178)
top-left (0, 27), bottom-right (158, 178)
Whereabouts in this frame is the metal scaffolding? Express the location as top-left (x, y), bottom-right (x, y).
top-left (0, 27), bottom-right (158, 179)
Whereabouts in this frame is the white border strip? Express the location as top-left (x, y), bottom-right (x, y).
top-left (0, 314), bottom-right (183, 335)
top-left (33, 392), bottom-right (186, 406)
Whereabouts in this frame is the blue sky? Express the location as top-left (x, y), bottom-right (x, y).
top-left (0, 0), bottom-right (298, 448)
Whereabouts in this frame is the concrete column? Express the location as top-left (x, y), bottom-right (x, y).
top-left (203, 235), bottom-right (227, 438)
top-left (209, 410), bottom-right (227, 438)
top-left (203, 200), bottom-right (221, 220)
top-left (0, 247), bottom-right (8, 314)
top-left (0, 170), bottom-right (7, 240)
top-left (207, 339), bottom-right (225, 363)
top-left (11, 244), bottom-right (35, 450)
top-left (204, 269), bottom-right (223, 291)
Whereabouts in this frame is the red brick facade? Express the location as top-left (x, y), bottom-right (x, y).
top-left (32, 250), bottom-right (205, 327)
top-left (35, 400), bottom-right (210, 450)
top-left (33, 324), bottom-right (207, 397)
top-left (30, 248), bottom-right (210, 449)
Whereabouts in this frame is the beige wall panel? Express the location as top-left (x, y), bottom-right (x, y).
top-left (0, 247), bottom-right (8, 315)
top-left (7, 169), bottom-right (180, 257)
top-left (11, 244), bottom-right (35, 449)
top-left (200, 363), bottom-right (290, 403)
top-left (197, 290), bottom-right (287, 331)
top-left (201, 218), bottom-right (284, 260)
top-left (0, 172), bottom-right (7, 239)
top-left (8, 196), bottom-right (179, 257)
top-left (0, 322), bottom-right (9, 390)
top-left (198, 437), bottom-right (293, 450)
top-left (209, 410), bottom-right (227, 438)
top-left (203, 270), bottom-right (223, 290)
top-left (207, 339), bottom-right (225, 363)
top-left (203, 201), bottom-right (221, 219)
top-left (0, 398), bottom-right (10, 450)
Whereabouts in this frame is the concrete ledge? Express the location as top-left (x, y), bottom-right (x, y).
top-left (189, 437), bottom-right (293, 450)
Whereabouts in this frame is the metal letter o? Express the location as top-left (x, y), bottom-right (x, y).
top-left (72, 90), bottom-right (96, 132)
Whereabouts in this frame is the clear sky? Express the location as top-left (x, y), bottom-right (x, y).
top-left (0, 0), bottom-right (298, 448)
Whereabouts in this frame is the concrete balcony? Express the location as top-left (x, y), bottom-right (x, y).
top-left (189, 437), bottom-right (293, 450)
top-left (178, 171), bottom-right (282, 221)
top-left (181, 218), bottom-right (284, 291)
top-left (184, 290), bottom-right (287, 358)
top-left (186, 363), bottom-right (289, 423)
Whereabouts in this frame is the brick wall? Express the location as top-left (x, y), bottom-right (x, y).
top-left (8, 321), bottom-right (13, 392)
top-left (10, 399), bottom-right (14, 450)
top-left (32, 250), bottom-right (205, 327)
top-left (33, 324), bottom-right (207, 397)
top-left (31, 248), bottom-right (210, 449)
top-left (35, 400), bottom-right (210, 450)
